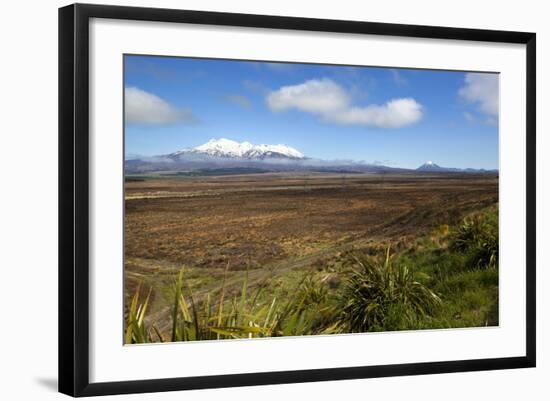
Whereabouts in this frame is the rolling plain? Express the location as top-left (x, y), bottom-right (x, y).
top-left (124, 171), bottom-right (498, 342)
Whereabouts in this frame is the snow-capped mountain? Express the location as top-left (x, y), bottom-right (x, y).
top-left (125, 147), bottom-right (498, 175)
top-left (416, 161), bottom-right (497, 173)
top-left (416, 161), bottom-right (444, 172)
top-left (170, 138), bottom-right (305, 160)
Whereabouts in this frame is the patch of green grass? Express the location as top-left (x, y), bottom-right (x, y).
top-left (417, 268), bottom-right (499, 329)
top-left (125, 176), bottom-right (146, 182)
top-left (393, 206), bottom-right (499, 329)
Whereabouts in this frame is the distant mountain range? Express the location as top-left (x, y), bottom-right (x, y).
top-left (125, 138), bottom-right (498, 175)
top-left (168, 138), bottom-right (305, 161)
top-left (416, 161), bottom-right (443, 171)
top-left (416, 160), bottom-right (497, 173)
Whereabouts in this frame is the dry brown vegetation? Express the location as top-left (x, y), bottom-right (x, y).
top-left (124, 172), bottom-right (498, 339)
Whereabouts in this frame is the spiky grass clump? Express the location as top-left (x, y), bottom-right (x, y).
top-left (169, 267), bottom-right (285, 341)
top-left (125, 267), bottom-right (322, 344)
top-left (298, 276), bottom-right (329, 305)
top-left (451, 208), bottom-right (498, 269)
top-left (337, 248), bottom-right (441, 332)
top-left (124, 284), bottom-right (157, 343)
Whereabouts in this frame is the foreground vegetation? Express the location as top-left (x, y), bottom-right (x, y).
top-left (125, 205), bottom-right (498, 343)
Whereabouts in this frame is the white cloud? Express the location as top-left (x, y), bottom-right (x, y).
top-left (267, 79), bottom-right (349, 114)
top-left (266, 78), bottom-right (423, 129)
top-left (458, 73), bottom-right (499, 116)
top-left (125, 87), bottom-right (195, 125)
top-left (327, 98), bottom-right (423, 128)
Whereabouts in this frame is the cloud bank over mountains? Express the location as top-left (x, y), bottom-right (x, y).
top-left (125, 138), bottom-right (496, 175)
top-left (266, 78), bottom-right (423, 129)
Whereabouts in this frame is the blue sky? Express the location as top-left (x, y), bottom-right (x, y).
top-left (124, 55), bottom-right (499, 169)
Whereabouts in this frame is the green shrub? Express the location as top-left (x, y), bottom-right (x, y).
top-left (451, 209), bottom-right (498, 269)
top-left (336, 247), bottom-right (441, 332)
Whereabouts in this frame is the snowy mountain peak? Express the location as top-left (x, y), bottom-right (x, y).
top-left (417, 161), bottom-right (443, 171)
top-left (194, 138), bottom-right (252, 157)
top-left (173, 138), bottom-right (305, 160)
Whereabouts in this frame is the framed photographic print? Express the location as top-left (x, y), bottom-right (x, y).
top-left (58, 3), bottom-right (536, 397)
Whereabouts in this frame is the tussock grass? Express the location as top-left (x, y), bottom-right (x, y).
top-left (451, 206), bottom-right (498, 269)
top-left (336, 247), bottom-right (441, 332)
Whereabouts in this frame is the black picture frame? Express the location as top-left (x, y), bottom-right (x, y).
top-left (59, 3), bottom-right (536, 397)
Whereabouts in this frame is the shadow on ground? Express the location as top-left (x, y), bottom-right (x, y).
top-left (35, 377), bottom-right (57, 392)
